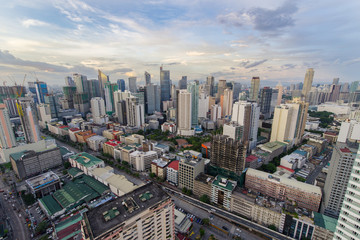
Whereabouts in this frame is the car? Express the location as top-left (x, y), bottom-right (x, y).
top-left (222, 226), bottom-right (229, 231)
top-left (236, 228), bottom-right (242, 232)
top-left (211, 208), bottom-right (216, 212)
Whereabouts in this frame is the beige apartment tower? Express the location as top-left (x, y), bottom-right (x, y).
top-left (250, 77), bottom-right (260, 101)
top-left (176, 90), bottom-right (192, 135)
top-left (302, 68), bottom-right (315, 100)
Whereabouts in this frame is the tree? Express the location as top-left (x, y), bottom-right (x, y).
top-left (208, 234), bottom-right (216, 240)
top-left (202, 218), bottom-right (210, 226)
top-left (63, 161), bottom-right (71, 169)
top-left (35, 221), bottom-right (49, 234)
top-left (200, 194), bottom-right (210, 204)
top-left (62, 170), bottom-right (68, 175)
top-left (296, 176), bottom-right (306, 182)
top-left (182, 187), bottom-right (188, 194)
top-left (149, 173), bottom-right (156, 178)
top-left (199, 228), bottom-right (205, 237)
top-left (22, 193), bottom-right (36, 206)
top-left (268, 224), bottom-right (277, 231)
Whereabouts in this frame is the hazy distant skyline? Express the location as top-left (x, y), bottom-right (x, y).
top-left (0, 0), bottom-right (359, 86)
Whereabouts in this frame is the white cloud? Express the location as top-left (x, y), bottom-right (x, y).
top-left (22, 19), bottom-right (49, 28)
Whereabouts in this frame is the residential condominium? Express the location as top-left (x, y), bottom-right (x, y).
top-left (81, 183), bottom-right (175, 240)
top-left (322, 144), bottom-right (357, 219)
top-left (0, 103), bottom-right (16, 149)
top-left (333, 146), bottom-right (360, 240)
top-left (245, 168), bottom-right (322, 212)
top-left (178, 157), bottom-right (204, 191)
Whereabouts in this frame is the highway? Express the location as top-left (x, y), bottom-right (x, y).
top-left (162, 185), bottom-right (293, 240)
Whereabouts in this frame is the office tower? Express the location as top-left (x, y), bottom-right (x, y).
top-left (232, 82), bottom-right (241, 100)
top-left (0, 104), bottom-right (16, 149)
top-left (210, 104), bottom-right (221, 122)
top-left (270, 99), bottom-right (309, 145)
top-left (3, 98), bottom-right (18, 117)
top-left (104, 82), bottom-right (118, 114)
top-left (88, 79), bottom-right (101, 98)
top-left (91, 97), bottom-right (106, 124)
top-left (198, 92), bottom-right (209, 118)
top-left (18, 98), bottom-right (40, 143)
top-left (249, 77), bottom-right (260, 101)
top-left (323, 144), bottom-right (357, 219)
top-left (73, 73), bottom-right (89, 94)
top-left (205, 76), bottom-right (215, 96)
top-left (98, 70), bottom-right (109, 98)
top-left (73, 93), bottom-right (90, 115)
top-left (217, 79), bottom-right (227, 100)
top-left (65, 76), bottom-right (75, 86)
top-left (332, 78), bottom-right (340, 85)
top-left (231, 101), bottom-right (260, 151)
top-left (333, 146), bottom-right (360, 240)
top-left (126, 96), bottom-right (144, 127)
top-left (178, 76), bottom-right (187, 90)
top-left (349, 90), bottom-right (360, 103)
top-left (220, 88), bottom-right (233, 117)
top-left (187, 81), bottom-right (199, 126)
top-left (44, 94), bottom-right (59, 118)
top-left (160, 67), bottom-right (171, 108)
top-left (81, 183), bottom-right (175, 240)
top-left (128, 77), bottom-right (137, 93)
top-left (145, 71), bottom-right (151, 85)
top-left (62, 86), bottom-right (76, 109)
top-left (113, 90), bottom-right (131, 125)
top-left (275, 83), bottom-right (283, 105)
top-left (328, 84), bottom-right (341, 102)
top-left (302, 68), bottom-right (315, 100)
top-left (117, 79), bottom-right (125, 92)
top-left (349, 81), bottom-right (359, 93)
top-left (223, 122), bottom-right (242, 141)
top-left (270, 89), bottom-right (279, 116)
top-left (259, 87), bottom-right (272, 119)
top-left (176, 90), bottom-right (192, 134)
top-left (211, 135), bottom-right (246, 174)
top-left (341, 82), bottom-right (349, 93)
top-left (178, 157), bottom-right (204, 191)
top-left (145, 84), bottom-right (161, 114)
top-left (28, 81), bottom-right (48, 104)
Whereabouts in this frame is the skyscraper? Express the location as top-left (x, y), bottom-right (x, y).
top-left (187, 81), bottom-right (199, 127)
top-left (90, 97), bottom-right (106, 125)
top-left (332, 78), bottom-right (340, 85)
top-left (198, 92), bottom-right (209, 118)
top-left (210, 104), bottom-right (222, 122)
top-left (211, 135), bottom-right (247, 174)
top-left (349, 81), bottom-right (359, 93)
top-left (128, 77), bottom-right (137, 93)
top-left (126, 95), bottom-right (144, 127)
top-left (0, 104), bottom-right (16, 149)
top-left (249, 77), bottom-right (260, 101)
top-left (217, 79), bottom-right (227, 100)
top-left (333, 146), bottom-right (360, 240)
top-left (44, 94), bottom-right (59, 118)
top-left (231, 101), bottom-right (260, 151)
top-left (18, 98), bottom-right (40, 143)
top-left (275, 82), bottom-right (283, 105)
top-left (117, 79), bottom-right (126, 92)
top-left (64, 76), bottom-right (75, 86)
top-left (259, 87), bottom-right (272, 119)
top-left (145, 71), bottom-right (151, 85)
top-left (270, 99), bottom-right (308, 145)
top-left (178, 76), bottom-right (187, 89)
top-left (302, 68), bottom-right (315, 100)
top-left (323, 144), bottom-right (357, 219)
top-left (221, 88), bottom-right (233, 117)
top-left (113, 90), bottom-right (131, 125)
top-left (160, 67), bottom-right (171, 108)
top-left (28, 81), bottom-right (48, 104)
top-left (176, 90), bottom-right (192, 135)
top-left (62, 86), bottom-right (77, 109)
top-left (145, 84), bottom-right (161, 114)
top-left (73, 73), bottom-right (89, 94)
top-left (104, 82), bottom-right (118, 114)
top-left (98, 70), bottom-right (109, 98)
top-left (88, 79), bottom-right (101, 98)
top-left (205, 76), bottom-right (215, 96)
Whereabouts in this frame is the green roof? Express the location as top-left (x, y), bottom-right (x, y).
top-left (53, 189), bottom-right (77, 208)
top-left (69, 152), bottom-right (103, 168)
top-left (74, 175), bottom-right (109, 195)
top-left (67, 168), bottom-right (83, 178)
top-left (39, 195), bottom-right (63, 216)
top-left (139, 191), bottom-right (154, 202)
top-left (103, 207), bottom-right (120, 221)
top-left (262, 141), bottom-right (288, 151)
top-left (59, 146), bottom-right (72, 156)
top-left (313, 212), bottom-right (337, 232)
top-left (212, 175), bottom-right (235, 191)
top-left (55, 213), bottom-right (82, 232)
top-left (122, 146), bottom-right (135, 150)
top-left (10, 150), bottom-right (28, 161)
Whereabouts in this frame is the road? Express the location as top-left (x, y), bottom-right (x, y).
top-left (306, 151), bottom-right (332, 184)
top-left (162, 186), bottom-right (293, 240)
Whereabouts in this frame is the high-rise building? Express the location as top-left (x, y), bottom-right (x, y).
top-left (249, 77), bottom-right (260, 101)
top-left (270, 88), bottom-right (279, 116)
top-left (160, 67), bottom-right (171, 109)
top-left (91, 97), bottom-right (106, 124)
top-left (126, 96), bottom-right (144, 127)
top-left (18, 98), bottom-right (40, 143)
top-left (3, 98), bottom-right (18, 117)
top-left (28, 81), bottom-right (48, 104)
top-left (231, 101), bottom-right (260, 151)
top-left (64, 76), bottom-right (75, 86)
top-left (333, 146), bottom-right (360, 240)
top-left (270, 99), bottom-right (308, 146)
top-left (349, 81), bottom-right (359, 93)
top-left (231, 82), bottom-right (241, 100)
top-left (113, 90), bottom-right (131, 125)
top-left (332, 78), bottom-right (340, 85)
top-left (211, 135), bottom-right (246, 174)
top-left (221, 88), bottom-right (233, 117)
top-left (198, 92), bottom-right (209, 118)
top-left (73, 93), bottom-right (90, 115)
top-left (337, 120), bottom-right (360, 143)
top-left (62, 86), bottom-right (77, 109)
top-left (217, 80), bottom-right (227, 100)
top-left (259, 87), bottom-right (272, 119)
top-left (176, 90), bottom-right (192, 135)
top-left (117, 79), bottom-right (125, 92)
top-left (275, 82), bottom-right (283, 105)
top-left (145, 71), bottom-right (151, 85)
top-left (74, 73), bottom-right (89, 94)
top-left (328, 84), bottom-right (341, 102)
top-left (104, 82), bottom-right (118, 114)
top-left (44, 94), bottom-right (59, 118)
top-left (210, 104), bottom-right (221, 122)
top-left (223, 122), bottom-right (242, 142)
top-left (187, 81), bottom-right (199, 126)
top-left (98, 70), bottom-right (109, 98)
top-left (322, 144), bottom-right (357, 219)
top-left (178, 157), bottom-right (204, 191)
top-left (205, 76), bottom-right (215, 96)
top-left (145, 84), bottom-right (161, 114)
top-left (88, 79), bottom-right (101, 99)
top-left (178, 76), bottom-right (187, 90)
top-left (302, 68), bottom-right (315, 100)
top-left (128, 77), bottom-right (137, 93)
top-left (0, 104), bottom-right (16, 149)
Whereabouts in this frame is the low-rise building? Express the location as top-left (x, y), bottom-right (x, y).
top-left (54, 213), bottom-right (83, 240)
top-left (68, 127), bottom-right (81, 142)
top-left (130, 151), bottom-right (158, 171)
top-left (154, 143), bottom-right (170, 156)
top-left (86, 135), bottom-right (107, 151)
top-left (161, 121), bottom-right (176, 133)
top-left (174, 209), bottom-right (192, 234)
top-left (211, 175), bottom-right (237, 210)
top-left (114, 145), bottom-right (135, 163)
top-left (26, 171), bottom-right (61, 198)
top-left (75, 130), bottom-right (96, 144)
top-left (246, 155), bottom-right (260, 169)
top-left (102, 129), bottom-right (123, 140)
top-left (167, 160), bottom-right (179, 186)
top-left (254, 141), bottom-right (288, 164)
top-left (151, 159), bottom-right (168, 180)
top-left (103, 139), bottom-right (122, 157)
top-left (312, 212), bottom-right (337, 240)
top-left (121, 134), bottom-right (144, 145)
top-left (69, 152), bottom-right (105, 175)
top-left (178, 157), bottom-right (205, 191)
top-left (193, 173), bottom-right (214, 198)
top-left (322, 131), bottom-right (338, 144)
top-left (280, 152), bottom-right (307, 170)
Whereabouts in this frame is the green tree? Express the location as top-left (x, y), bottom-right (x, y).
top-left (149, 173), bottom-right (156, 178)
top-left (296, 176), bottom-right (306, 182)
top-left (268, 224), bottom-right (277, 231)
top-left (22, 193), bottom-right (36, 206)
top-left (182, 187), bottom-right (188, 194)
top-left (62, 170), bottom-right (68, 175)
top-left (35, 221), bottom-right (49, 234)
top-left (202, 218), bottom-right (210, 226)
top-left (200, 194), bottom-right (210, 204)
top-left (199, 228), bottom-right (205, 237)
top-left (63, 161), bottom-right (71, 169)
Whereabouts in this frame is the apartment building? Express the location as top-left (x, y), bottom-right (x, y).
top-left (178, 157), bottom-right (204, 191)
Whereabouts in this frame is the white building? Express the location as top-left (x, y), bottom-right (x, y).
top-left (177, 90), bottom-right (194, 136)
top-left (86, 135), bottom-right (107, 151)
top-left (198, 92), bottom-right (209, 118)
top-left (126, 96), bottom-right (145, 128)
top-left (222, 88), bottom-right (233, 117)
top-left (280, 153), bottom-right (306, 170)
top-left (317, 102), bottom-right (350, 115)
top-left (129, 150), bottom-right (158, 171)
top-left (167, 160), bottom-right (179, 186)
top-left (223, 122), bottom-right (242, 141)
top-left (210, 104), bottom-right (222, 122)
top-left (337, 120), bottom-right (360, 143)
top-left (90, 97), bottom-right (108, 125)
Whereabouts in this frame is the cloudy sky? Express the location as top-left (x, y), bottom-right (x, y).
top-left (0, 0), bottom-right (359, 86)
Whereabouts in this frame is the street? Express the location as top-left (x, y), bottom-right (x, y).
top-left (306, 151), bottom-right (332, 184)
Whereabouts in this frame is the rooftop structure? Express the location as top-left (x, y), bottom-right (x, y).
top-left (55, 213), bottom-right (83, 240)
top-left (26, 171), bottom-right (61, 198)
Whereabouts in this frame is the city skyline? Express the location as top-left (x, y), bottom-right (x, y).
top-left (0, 0), bottom-right (359, 86)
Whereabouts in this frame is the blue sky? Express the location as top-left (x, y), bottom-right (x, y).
top-left (0, 0), bottom-right (359, 86)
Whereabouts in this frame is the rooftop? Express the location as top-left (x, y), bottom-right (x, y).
top-left (105, 139), bottom-right (121, 146)
top-left (293, 149), bottom-right (308, 157)
top-left (67, 168), bottom-right (83, 178)
top-left (167, 160), bottom-right (179, 171)
top-left (70, 152), bottom-right (104, 168)
top-left (246, 155), bottom-right (258, 162)
top-left (69, 128), bottom-right (80, 132)
top-left (212, 175), bottom-right (236, 191)
top-left (26, 171), bottom-right (60, 190)
top-left (260, 141), bottom-right (288, 152)
top-left (195, 173), bottom-right (214, 184)
top-left (39, 195), bottom-right (63, 216)
top-left (152, 158), bottom-right (168, 168)
top-left (84, 183), bottom-right (169, 238)
top-left (313, 212), bottom-right (337, 233)
top-left (278, 165), bottom-right (295, 173)
top-left (55, 213), bottom-right (83, 240)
